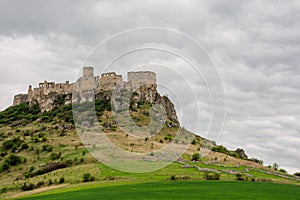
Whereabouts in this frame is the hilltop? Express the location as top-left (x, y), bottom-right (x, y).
top-left (0, 67), bottom-right (299, 199)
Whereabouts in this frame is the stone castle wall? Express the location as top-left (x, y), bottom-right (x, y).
top-left (13, 94), bottom-right (29, 106)
top-left (127, 71), bottom-right (156, 90)
top-left (97, 72), bottom-right (122, 93)
top-left (13, 67), bottom-right (157, 111)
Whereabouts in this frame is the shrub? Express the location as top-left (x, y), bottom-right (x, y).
top-left (170, 175), bottom-right (177, 181)
top-left (29, 162), bottom-right (67, 177)
top-left (21, 183), bottom-right (35, 191)
top-left (29, 166), bottom-right (35, 172)
top-left (1, 187), bottom-right (7, 194)
top-left (21, 143), bottom-right (29, 150)
top-left (48, 179), bottom-right (53, 186)
top-left (294, 172), bottom-right (300, 177)
top-left (36, 181), bottom-right (44, 188)
top-left (5, 154), bottom-right (22, 166)
top-left (204, 172), bottom-right (220, 180)
top-left (249, 158), bottom-right (263, 165)
top-left (50, 152), bottom-right (62, 160)
top-left (211, 145), bottom-right (229, 154)
top-left (236, 173), bottom-right (244, 181)
top-left (3, 137), bottom-right (23, 151)
top-left (279, 168), bottom-right (287, 173)
top-left (191, 153), bottom-right (200, 161)
top-left (66, 159), bottom-right (73, 167)
top-left (191, 139), bottom-right (197, 145)
top-left (82, 173), bottom-right (95, 182)
top-left (59, 177), bottom-right (65, 184)
top-left (1, 162), bottom-right (10, 172)
top-left (42, 144), bottom-right (53, 152)
top-left (164, 135), bottom-right (173, 142)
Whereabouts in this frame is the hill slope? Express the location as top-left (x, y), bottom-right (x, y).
top-left (0, 92), bottom-right (299, 199)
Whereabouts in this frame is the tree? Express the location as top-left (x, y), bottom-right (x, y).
top-left (192, 153), bottom-right (200, 161)
top-left (279, 168), bottom-right (287, 173)
top-left (293, 172), bottom-right (300, 177)
top-left (272, 162), bottom-right (279, 171)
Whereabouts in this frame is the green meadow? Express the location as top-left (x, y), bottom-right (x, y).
top-left (18, 181), bottom-right (300, 200)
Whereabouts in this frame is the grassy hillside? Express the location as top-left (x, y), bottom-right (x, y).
top-left (0, 96), bottom-right (299, 199)
top-left (17, 181), bottom-right (300, 200)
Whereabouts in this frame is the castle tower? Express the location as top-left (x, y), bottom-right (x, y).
top-left (28, 85), bottom-right (32, 94)
top-left (83, 66), bottom-right (94, 77)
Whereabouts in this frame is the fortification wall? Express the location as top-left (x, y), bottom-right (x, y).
top-left (127, 71), bottom-right (156, 90)
top-left (13, 94), bottom-right (28, 106)
top-left (97, 72), bottom-right (122, 92)
top-left (12, 67), bottom-right (158, 111)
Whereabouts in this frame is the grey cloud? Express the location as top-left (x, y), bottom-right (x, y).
top-left (0, 0), bottom-right (299, 173)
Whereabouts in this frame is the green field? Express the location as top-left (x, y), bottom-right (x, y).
top-left (18, 181), bottom-right (300, 200)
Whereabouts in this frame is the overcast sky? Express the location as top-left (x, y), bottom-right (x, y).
top-left (0, 0), bottom-right (299, 173)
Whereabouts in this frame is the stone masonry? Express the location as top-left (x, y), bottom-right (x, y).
top-left (13, 67), bottom-right (178, 123)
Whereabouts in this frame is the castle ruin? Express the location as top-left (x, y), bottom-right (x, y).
top-left (13, 67), bottom-right (157, 112)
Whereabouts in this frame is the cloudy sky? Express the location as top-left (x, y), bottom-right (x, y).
top-left (0, 0), bottom-right (299, 173)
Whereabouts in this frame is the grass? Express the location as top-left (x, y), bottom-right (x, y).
top-left (1, 100), bottom-right (300, 199)
top-left (17, 181), bottom-right (300, 200)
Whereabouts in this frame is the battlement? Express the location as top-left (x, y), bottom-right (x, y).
top-left (13, 67), bottom-right (157, 111)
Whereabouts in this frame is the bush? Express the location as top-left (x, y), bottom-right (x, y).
top-left (21, 143), bottom-right (29, 150)
top-left (59, 177), bottom-right (65, 184)
top-left (212, 145), bottom-right (229, 154)
top-left (3, 137), bottom-right (23, 151)
top-left (1, 162), bottom-right (10, 172)
top-left (50, 152), bottom-right (62, 160)
top-left (279, 168), bottom-right (287, 173)
top-left (36, 181), bottom-right (44, 188)
top-left (82, 173), bottom-right (95, 182)
top-left (21, 183), bottom-right (35, 191)
top-left (294, 172), bottom-right (300, 177)
top-left (249, 158), bottom-right (263, 165)
top-left (191, 153), bottom-right (200, 161)
top-left (204, 172), bottom-right (220, 180)
top-left (42, 144), bottom-right (53, 152)
top-left (191, 139), bottom-right (197, 145)
top-left (170, 175), bottom-right (177, 181)
top-left (236, 173), bottom-right (244, 181)
top-left (5, 154), bottom-right (22, 166)
top-left (164, 135), bottom-right (173, 142)
top-left (1, 187), bottom-right (7, 194)
top-left (29, 162), bottom-right (67, 177)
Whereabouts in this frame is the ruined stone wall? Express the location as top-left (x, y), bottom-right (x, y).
top-left (13, 94), bottom-right (28, 106)
top-left (97, 72), bottom-right (122, 92)
top-left (12, 67), bottom-right (162, 112)
top-left (127, 71), bottom-right (156, 91)
top-left (27, 80), bottom-right (74, 112)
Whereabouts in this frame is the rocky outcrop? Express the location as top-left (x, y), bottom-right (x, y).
top-left (235, 148), bottom-right (248, 159)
